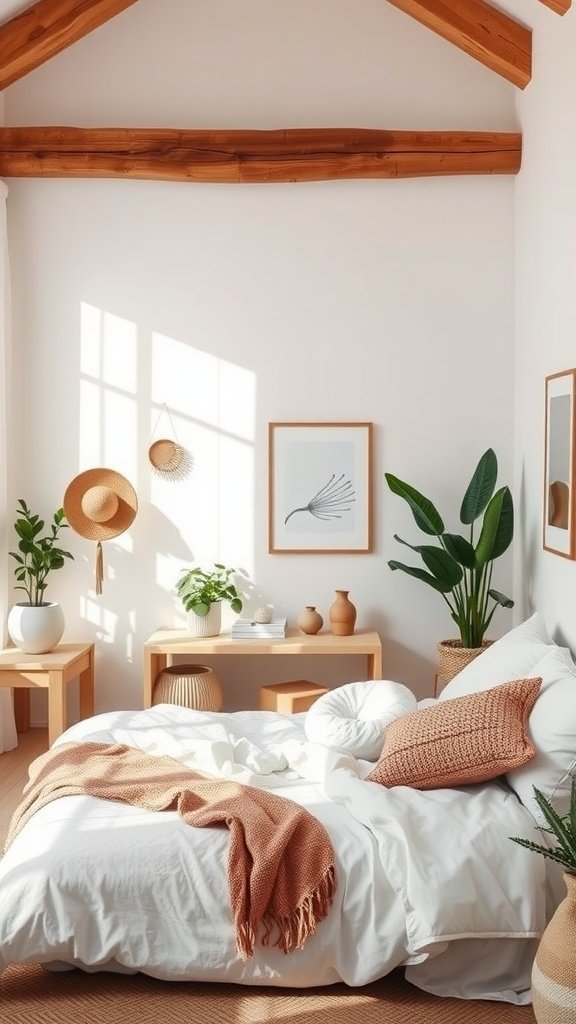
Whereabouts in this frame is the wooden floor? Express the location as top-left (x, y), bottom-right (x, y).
top-left (0, 729), bottom-right (48, 847)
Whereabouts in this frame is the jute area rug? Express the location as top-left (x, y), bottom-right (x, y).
top-left (0, 964), bottom-right (536, 1024)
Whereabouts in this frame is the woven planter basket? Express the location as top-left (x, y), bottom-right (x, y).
top-left (532, 873), bottom-right (576, 1023)
top-left (152, 663), bottom-right (223, 712)
top-left (435, 638), bottom-right (492, 693)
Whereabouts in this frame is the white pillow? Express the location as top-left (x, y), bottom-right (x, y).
top-left (304, 679), bottom-right (416, 760)
top-left (438, 612), bottom-right (554, 702)
top-left (506, 646), bottom-right (576, 825)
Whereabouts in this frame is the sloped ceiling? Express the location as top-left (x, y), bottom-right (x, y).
top-left (0, 0), bottom-right (570, 183)
top-left (0, 0), bottom-right (570, 90)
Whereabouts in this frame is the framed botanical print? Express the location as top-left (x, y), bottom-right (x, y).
top-left (543, 369), bottom-right (576, 558)
top-left (268, 421), bottom-right (373, 554)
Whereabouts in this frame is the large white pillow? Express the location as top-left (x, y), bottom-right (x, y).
top-left (506, 645), bottom-right (576, 825)
top-left (304, 679), bottom-right (417, 761)
top-left (438, 612), bottom-right (554, 702)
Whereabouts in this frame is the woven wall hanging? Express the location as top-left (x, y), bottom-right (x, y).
top-left (148, 404), bottom-right (193, 482)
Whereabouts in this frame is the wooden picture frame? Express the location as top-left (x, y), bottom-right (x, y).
top-left (268, 421), bottom-right (373, 554)
top-left (543, 369), bottom-right (576, 559)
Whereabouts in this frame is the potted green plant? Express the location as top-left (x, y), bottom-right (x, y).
top-left (510, 780), bottom-right (576, 1020)
top-left (8, 499), bottom-right (74, 653)
top-left (385, 448), bottom-right (514, 681)
top-left (176, 563), bottom-right (243, 638)
top-left (510, 780), bottom-right (576, 876)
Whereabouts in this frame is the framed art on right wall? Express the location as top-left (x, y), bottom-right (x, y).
top-left (544, 368), bottom-right (576, 559)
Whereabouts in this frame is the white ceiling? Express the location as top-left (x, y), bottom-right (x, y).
top-left (0, 0), bottom-right (548, 27)
top-left (0, 0), bottom-right (32, 24)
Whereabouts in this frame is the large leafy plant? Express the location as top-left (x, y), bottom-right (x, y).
top-left (176, 563), bottom-right (243, 617)
top-left (9, 499), bottom-right (74, 606)
top-left (510, 778), bottom-right (576, 876)
top-left (385, 448), bottom-right (514, 648)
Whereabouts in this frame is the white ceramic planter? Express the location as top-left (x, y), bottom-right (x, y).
top-left (188, 602), bottom-right (221, 638)
top-left (7, 602), bottom-right (65, 654)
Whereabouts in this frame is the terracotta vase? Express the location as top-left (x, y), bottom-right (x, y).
top-left (531, 873), bottom-right (576, 1023)
top-left (329, 590), bottom-right (357, 636)
top-left (298, 606), bottom-right (324, 635)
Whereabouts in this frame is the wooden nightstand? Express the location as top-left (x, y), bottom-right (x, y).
top-left (259, 680), bottom-right (329, 714)
top-left (0, 642), bottom-right (95, 747)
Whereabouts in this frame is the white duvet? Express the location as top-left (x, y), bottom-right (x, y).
top-left (0, 705), bottom-right (549, 1002)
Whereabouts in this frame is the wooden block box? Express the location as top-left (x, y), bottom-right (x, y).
top-left (259, 680), bottom-right (329, 714)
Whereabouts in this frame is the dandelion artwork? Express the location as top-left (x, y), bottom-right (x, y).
top-left (284, 474), bottom-right (356, 525)
top-left (268, 422), bottom-right (373, 553)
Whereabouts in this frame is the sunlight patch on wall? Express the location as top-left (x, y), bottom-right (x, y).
top-left (77, 306), bottom-right (256, 623)
top-left (151, 332), bottom-right (256, 588)
top-left (80, 301), bottom-right (137, 555)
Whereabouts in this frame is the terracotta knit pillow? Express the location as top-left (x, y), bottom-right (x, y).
top-left (366, 677), bottom-right (541, 790)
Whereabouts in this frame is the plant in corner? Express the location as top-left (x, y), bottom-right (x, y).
top-left (176, 563), bottom-right (243, 638)
top-left (509, 779), bottom-right (576, 1020)
top-left (8, 499), bottom-right (74, 653)
top-left (385, 448), bottom-right (514, 650)
top-left (509, 778), bottom-right (576, 876)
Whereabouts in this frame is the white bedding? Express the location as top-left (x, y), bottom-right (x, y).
top-left (0, 704), bottom-right (551, 1002)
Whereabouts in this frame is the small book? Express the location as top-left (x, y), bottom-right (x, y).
top-left (231, 617), bottom-right (287, 638)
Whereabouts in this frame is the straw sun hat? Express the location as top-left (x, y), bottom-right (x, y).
top-left (63, 468), bottom-right (138, 594)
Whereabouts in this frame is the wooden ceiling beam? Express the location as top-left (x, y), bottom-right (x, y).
top-left (0, 0), bottom-right (139, 90)
top-left (537, 0), bottom-right (571, 13)
top-left (386, 0), bottom-right (532, 89)
top-left (0, 126), bottom-right (522, 182)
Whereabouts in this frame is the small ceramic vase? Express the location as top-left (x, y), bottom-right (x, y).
top-left (298, 606), bottom-right (323, 635)
top-left (329, 590), bottom-right (357, 636)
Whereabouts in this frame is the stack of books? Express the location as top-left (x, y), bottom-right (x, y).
top-left (231, 616), bottom-right (287, 639)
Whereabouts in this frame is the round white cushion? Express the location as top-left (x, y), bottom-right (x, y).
top-left (304, 679), bottom-right (417, 760)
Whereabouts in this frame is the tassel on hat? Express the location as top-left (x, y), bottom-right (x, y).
top-left (95, 541), bottom-right (104, 596)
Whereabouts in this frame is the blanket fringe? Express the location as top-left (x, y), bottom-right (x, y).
top-left (236, 864), bottom-right (336, 960)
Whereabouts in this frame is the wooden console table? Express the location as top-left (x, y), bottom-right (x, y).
top-left (143, 628), bottom-right (383, 708)
top-left (0, 642), bottom-right (95, 747)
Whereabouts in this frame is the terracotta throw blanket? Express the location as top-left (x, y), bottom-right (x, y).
top-left (5, 741), bottom-right (336, 959)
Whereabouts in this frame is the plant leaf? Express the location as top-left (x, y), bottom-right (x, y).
top-left (475, 487), bottom-right (514, 565)
top-left (388, 560), bottom-right (454, 593)
top-left (488, 588), bottom-right (514, 609)
top-left (442, 533), bottom-right (477, 569)
top-left (385, 474), bottom-right (444, 536)
top-left (460, 448), bottom-right (497, 525)
top-left (533, 785), bottom-right (576, 864)
top-left (392, 536), bottom-right (462, 586)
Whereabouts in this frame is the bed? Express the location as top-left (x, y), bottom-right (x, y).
top-left (1, 612), bottom-right (574, 1005)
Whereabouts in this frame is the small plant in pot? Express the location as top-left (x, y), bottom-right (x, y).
top-left (385, 448), bottom-right (514, 685)
top-left (509, 779), bottom-right (576, 1021)
top-left (8, 499), bottom-right (74, 654)
top-left (176, 563), bottom-right (243, 638)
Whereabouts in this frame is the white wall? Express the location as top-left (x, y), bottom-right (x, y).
top-left (4, 0), bottom-right (518, 717)
top-left (512, 4), bottom-right (576, 651)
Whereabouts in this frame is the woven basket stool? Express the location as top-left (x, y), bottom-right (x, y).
top-left (152, 663), bottom-right (223, 712)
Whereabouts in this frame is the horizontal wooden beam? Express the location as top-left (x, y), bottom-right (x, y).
top-left (386, 0), bottom-right (532, 89)
top-left (538, 0), bottom-right (571, 12)
top-left (0, 127), bottom-right (523, 182)
top-left (0, 0), bottom-right (139, 90)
